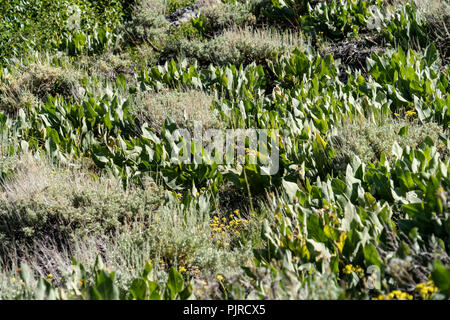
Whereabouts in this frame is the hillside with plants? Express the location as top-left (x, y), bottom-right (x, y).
top-left (0, 0), bottom-right (449, 300)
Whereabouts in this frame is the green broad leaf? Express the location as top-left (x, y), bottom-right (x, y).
top-left (315, 131), bottom-right (327, 148)
top-left (363, 243), bottom-right (382, 268)
top-left (35, 278), bottom-right (57, 300)
top-left (93, 270), bottom-right (120, 300)
top-left (46, 127), bottom-right (61, 145)
top-left (104, 112), bottom-right (112, 130)
top-left (342, 201), bottom-right (361, 232)
top-left (313, 118), bottom-right (327, 133)
top-left (167, 267), bottom-right (184, 296)
top-left (306, 239), bottom-right (332, 262)
top-left (35, 278), bottom-right (47, 300)
top-left (116, 73), bottom-right (127, 89)
top-left (129, 279), bottom-right (147, 300)
top-left (392, 141), bottom-right (403, 159)
top-left (88, 287), bottom-right (102, 300)
top-left (148, 281), bottom-right (161, 300)
top-left (394, 88), bottom-right (409, 103)
top-left (425, 44), bottom-right (438, 67)
top-left (431, 259), bottom-right (450, 298)
top-left (307, 214), bottom-right (329, 243)
top-left (330, 256), bottom-right (340, 274)
top-left (142, 262), bottom-right (153, 280)
top-left (402, 203), bottom-right (424, 219)
top-left (179, 283), bottom-right (193, 300)
top-left (19, 263), bottom-right (33, 286)
top-left (282, 179), bottom-right (299, 201)
top-left (94, 255), bottom-right (104, 271)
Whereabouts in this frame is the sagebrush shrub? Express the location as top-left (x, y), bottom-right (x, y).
top-left (199, 0), bottom-right (256, 34)
top-left (133, 89), bottom-right (222, 133)
top-left (0, 157), bottom-right (163, 254)
top-left (332, 117), bottom-right (448, 172)
top-left (0, 62), bottom-right (82, 114)
top-left (122, 0), bottom-right (169, 47)
top-left (414, 0), bottom-right (450, 63)
top-left (174, 26), bottom-right (303, 66)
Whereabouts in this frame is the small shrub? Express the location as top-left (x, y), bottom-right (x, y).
top-left (0, 157), bottom-right (163, 255)
top-left (414, 0), bottom-right (450, 64)
top-left (174, 26), bottom-right (303, 66)
top-left (133, 89), bottom-right (222, 133)
top-left (197, 0), bottom-right (256, 35)
top-left (81, 51), bottom-right (137, 81)
top-left (331, 117), bottom-right (448, 172)
top-left (0, 62), bottom-right (82, 115)
top-left (122, 0), bottom-right (169, 47)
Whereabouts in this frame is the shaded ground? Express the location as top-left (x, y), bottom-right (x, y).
top-left (326, 35), bottom-right (385, 82)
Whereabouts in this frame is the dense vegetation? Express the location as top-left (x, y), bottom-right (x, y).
top-left (0, 0), bottom-right (449, 300)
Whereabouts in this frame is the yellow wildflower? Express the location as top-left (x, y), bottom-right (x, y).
top-left (415, 281), bottom-right (438, 300)
top-left (343, 264), bottom-right (353, 274)
top-left (406, 110), bottom-right (416, 117)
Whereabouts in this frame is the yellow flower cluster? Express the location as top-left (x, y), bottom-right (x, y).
top-left (209, 210), bottom-right (249, 245)
top-left (415, 281), bottom-right (438, 300)
top-left (342, 264), bottom-right (364, 277)
top-left (179, 266), bottom-right (187, 273)
top-left (372, 290), bottom-right (413, 300)
top-left (173, 187), bottom-right (207, 200)
top-left (195, 187), bottom-right (207, 197)
top-left (406, 110), bottom-right (417, 118)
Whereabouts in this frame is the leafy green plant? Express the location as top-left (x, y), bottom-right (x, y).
top-left (0, 0), bottom-right (126, 63)
top-left (365, 45), bottom-right (450, 126)
top-left (13, 257), bottom-right (193, 300)
top-left (267, 0), bottom-right (381, 39)
top-left (1, 0), bottom-right (449, 301)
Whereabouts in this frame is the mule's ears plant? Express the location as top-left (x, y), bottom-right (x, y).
top-left (13, 256), bottom-right (193, 300)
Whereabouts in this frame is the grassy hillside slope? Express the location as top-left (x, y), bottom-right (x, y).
top-left (0, 0), bottom-right (449, 300)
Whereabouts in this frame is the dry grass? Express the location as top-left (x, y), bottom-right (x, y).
top-left (176, 25), bottom-right (304, 66)
top-left (0, 62), bottom-right (82, 115)
top-left (0, 155), bottom-right (253, 299)
top-left (413, 0), bottom-right (449, 13)
top-left (134, 89), bottom-right (222, 133)
top-left (0, 155), bottom-right (163, 258)
top-left (222, 26), bottom-right (304, 52)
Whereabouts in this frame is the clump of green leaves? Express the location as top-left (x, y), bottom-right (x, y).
top-left (0, 0), bottom-right (126, 63)
top-left (9, 257), bottom-right (193, 300)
